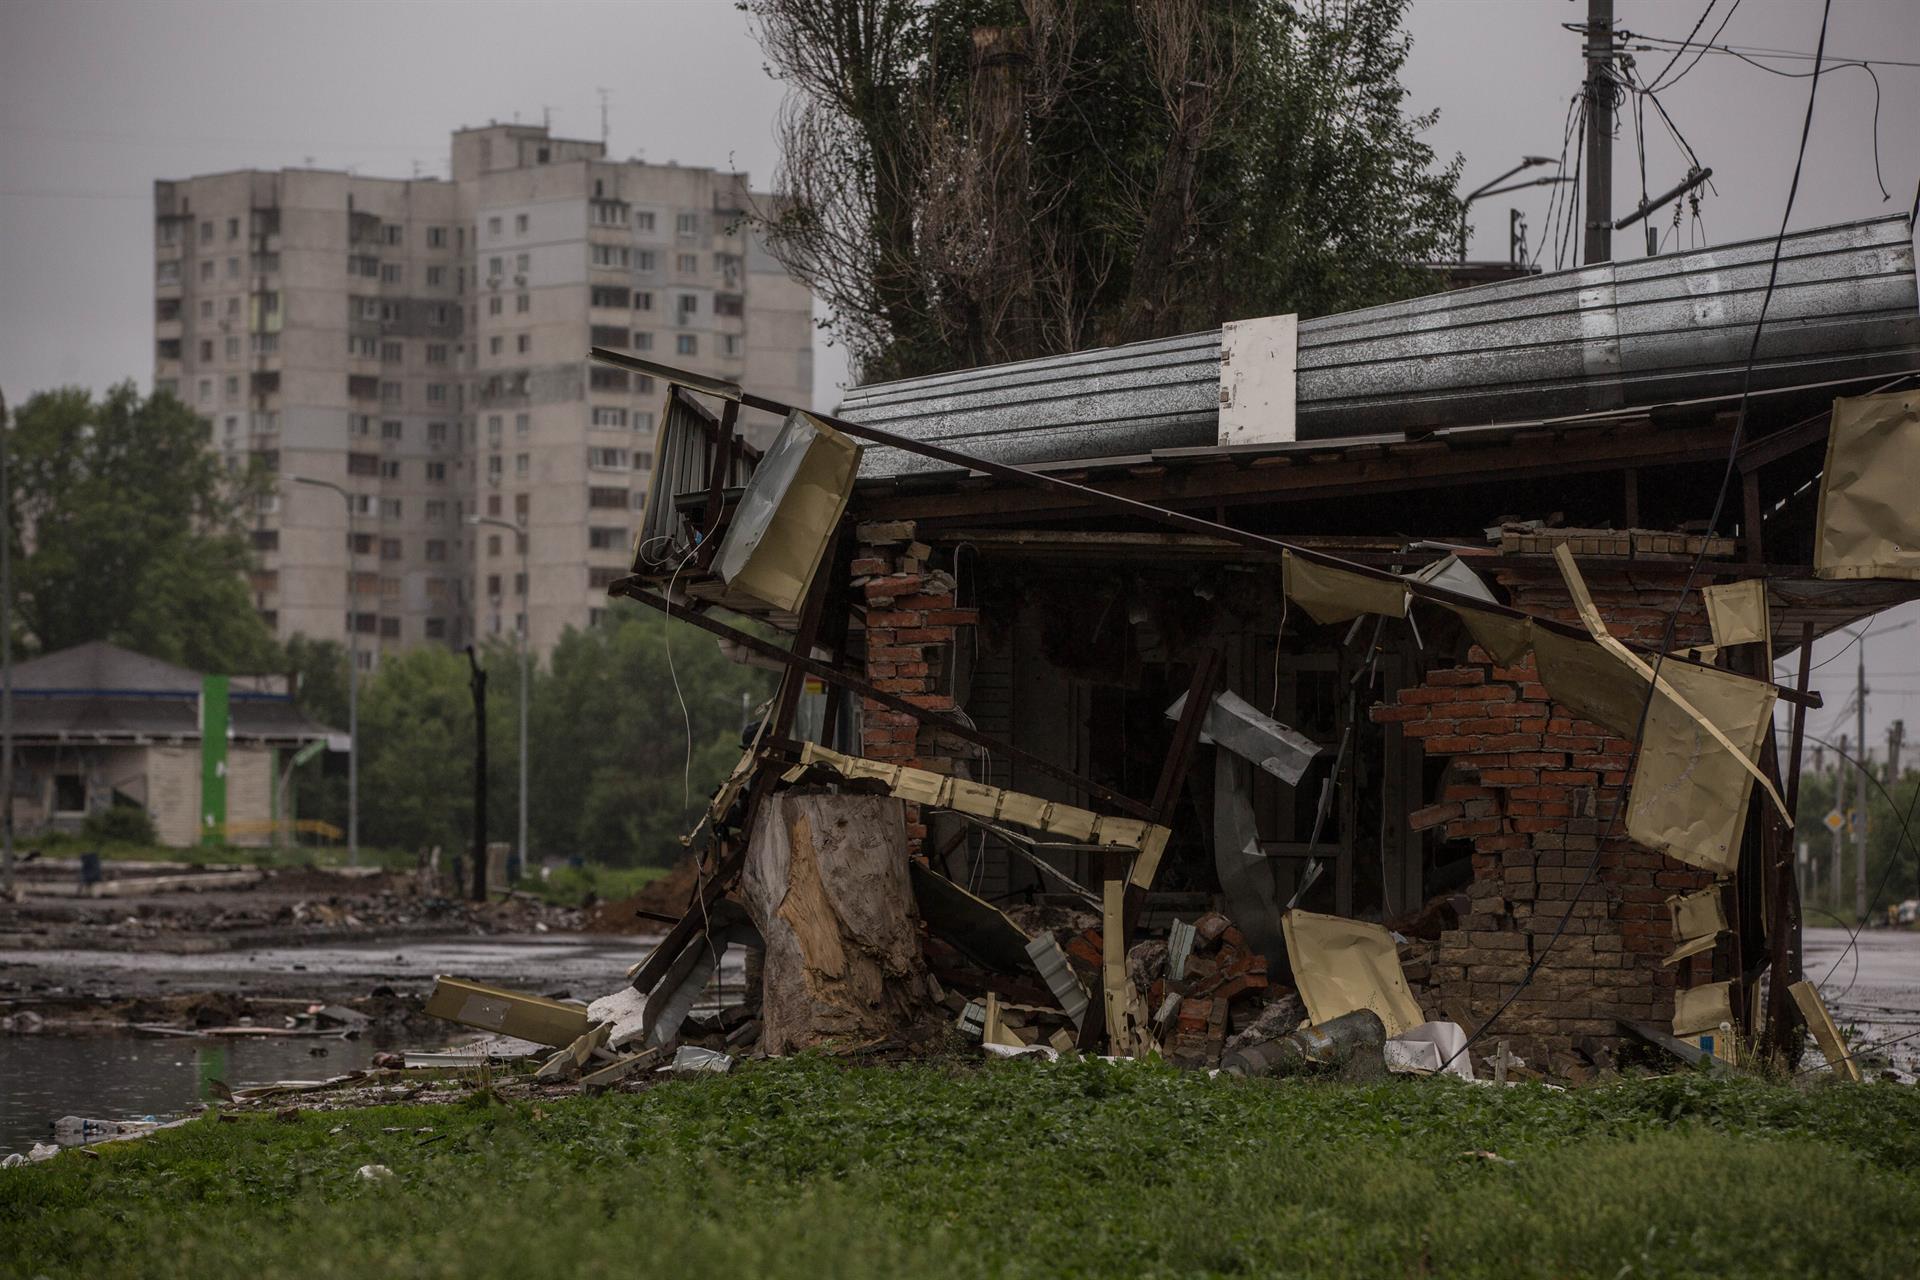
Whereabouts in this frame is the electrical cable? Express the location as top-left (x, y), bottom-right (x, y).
top-left (1798, 731), bottom-right (1920, 997)
top-left (1644, 0), bottom-right (1745, 94)
top-left (1438, 0), bottom-right (1836, 1076)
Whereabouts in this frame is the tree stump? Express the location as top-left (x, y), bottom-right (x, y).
top-left (742, 792), bottom-right (934, 1054)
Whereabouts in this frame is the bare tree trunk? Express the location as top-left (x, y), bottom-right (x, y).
top-left (742, 793), bottom-right (934, 1053)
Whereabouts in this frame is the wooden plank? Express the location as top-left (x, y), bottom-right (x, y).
top-left (423, 977), bottom-right (590, 1049)
top-left (1789, 980), bottom-right (1864, 1082)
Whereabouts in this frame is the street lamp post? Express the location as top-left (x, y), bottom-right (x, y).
top-left (469, 515), bottom-right (528, 880)
top-left (1458, 156), bottom-right (1570, 262)
top-left (294, 475), bottom-right (359, 867)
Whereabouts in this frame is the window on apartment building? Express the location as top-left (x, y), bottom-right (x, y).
top-left (378, 300), bottom-right (397, 322)
top-left (515, 213), bottom-right (529, 233)
top-left (634, 450), bottom-right (653, 470)
top-left (228, 295), bottom-right (243, 317)
top-left (198, 338), bottom-right (213, 361)
top-left (425, 266), bottom-right (446, 288)
top-left (426, 344), bottom-right (448, 365)
top-left (380, 575), bottom-right (401, 599)
top-left (591, 407), bottom-right (627, 428)
top-left (636, 375), bottom-right (655, 394)
top-left (225, 216), bottom-right (239, 239)
top-left (516, 293), bottom-right (529, 314)
top-left (487, 494), bottom-right (502, 517)
top-left (633, 210), bottom-right (655, 232)
top-left (515, 252), bottom-right (530, 274)
top-left (251, 251), bottom-right (280, 274)
top-left (378, 616), bottom-right (400, 640)
top-left (487, 455), bottom-right (502, 482)
top-left (588, 566), bottom-right (624, 590)
top-left (487, 573), bottom-right (502, 598)
top-left (514, 493), bottom-right (529, 521)
top-left (380, 381), bottom-right (401, 403)
top-left (381, 341), bottom-right (403, 363)
top-left (421, 499), bottom-right (446, 523)
top-left (424, 617), bottom-right (446, 640)
top-left (427, 384), bottom-right (447, 403)
top-left (351, 414), bottom-right (373, 435)
top-left (487, 295), bottom-right (503, 316)
top-left (676, 253), bottom-right (698, 274)
top-left (588, 486), bottom-right (628, 509)
top-left (157, 338), bottom-right (181, 361)
top-left (157, 220), bottom-right (179, 247)
top-left (590, 323), bottom-right (628, 348)
top-left (675, 212), bottom-right (699, 236)
top-left (589, 368), bottom-right (628, 391)
top-left (381, 263), bottom-right (403, 284)
top-left (591, 285), bottom-right (630, 308)
top-left (487, 216), bottom-right (502, 235)
top-left (224, 375), bottom-right (240, 400)
top-left (157, 261), bottom-right (181, 285)
top-left (588, 447), bottom-right (630, 471)
top-left (349, 336), bottom-right (377, 358)
top-left (381, 419), bottom-right (403, 440)
top-left (223, 415), bottom-right (239, 438)
top-left (677, 335), bottom-right (697, 356)
top-left (251, 370), bottom-right (279, 395)
top-left (426, 421), bottom-right (448, 448)
top-left (425, 539), bottom-right (448, 562)
top-left (382, 499), bottom-right (402, 520)
top-left (380, 538), bottom-right (402, 561)
top-left (588, 526), bottom-right (626, 551)
top-left (252, 409), bottom-right (280, 432)
top-left (199, 260), bottom-right (214, 282)
top-left (721, 335), bottom-right (741, 358)
top-left (714, 293), bottom-right (743, 318)
top-left (591, 245), bottom-right (629, 269)
top-left (347, 531), bottom-right (375, 554)
top-left (349, 255), bottom-right (379, 278)
top-left (155, 378), bottom-right (178, 396)
top-left (225, 256), bottom-right (239, 278)
top-left (383, 224), bottom-right (402, 246)
top-left (185, 298), bottom-right (204, 321)
top-left (428, 226), bottom-right (447, 248)
top-left (516, 334), bottom-right (530, 354)
top-left (486, 534), bottom-right (501, 558)
top-left (348, 452), bottom-right (380, 476)
top-left (634, 291), bottom-right (653, 312)
top-left (426, 461), bottom-right (448, 482)
top-left (489, 256), bottom-right (504, 277)
top-left (634, 250), bottom-right (656, 272)
top-left (380, 460), bottom-right (401, 479)
top-left (632, 332), bottom-right (653, 352)
top-left (591, 200), bottom-right (625, 226)
top-left (486, 414), bottom-right (503, 443)
top-left (634, 411), bottom-right (655, 435)
top-left (515, 454), bottom-right (528, 479)
top-left (514, 413), bottom-right (529, 437)
top-left (224, 336), bottom-right (240, 359)
top-left (631, 489), bottom-right (648, 512)
top-left (200, 220), bottom-right (213, 243)
top-left (252, 333), bottom-right (278, 356)
top-left (432, 304), bottom-right (451, 326)
top-left (251, 529), bottom-right (279, 552)
top-left (489, 336), bottom-right (503, 356)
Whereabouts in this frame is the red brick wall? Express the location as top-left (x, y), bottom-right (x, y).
top-left (852, 522), bottom-right (978, 848)
top-left (1371, 562), bottom-right (1718, 1061)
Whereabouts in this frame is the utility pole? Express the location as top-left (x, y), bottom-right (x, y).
top-left (1888, 719), bottom-right (1905, 781)
top-left (468, 516), bottom-right (529, 881)
top-left (1582, 0), bottom-right (1616, 266)
top-left (294, 477), bottom-right (359, 866)
top-left (1855, 644), bottom-right (1870, 920)
top-left (1833, 732), bottom-right (1848, 910)
top-left (467, 645), bottom-right (488, 902)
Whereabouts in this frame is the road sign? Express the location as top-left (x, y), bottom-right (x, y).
top-left (1823, 810), bottom-right (1846, 834)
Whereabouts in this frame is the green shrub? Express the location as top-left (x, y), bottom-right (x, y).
top-left (81, 801), bottom-right (157, 846)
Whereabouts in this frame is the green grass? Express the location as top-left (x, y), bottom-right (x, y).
top-left (5, 1060), bottom-right (1918, 1278)
top-left (515, 861), bottom-right (671, 907)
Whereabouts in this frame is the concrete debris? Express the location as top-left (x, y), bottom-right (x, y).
top-left (1384, 1020), bottom-right (1475, 1081)
top-left (666, 1046), bottom-right (734, 1074)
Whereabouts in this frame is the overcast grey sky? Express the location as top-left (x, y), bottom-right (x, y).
top-left (1, 0), bottom-right (1917, 755)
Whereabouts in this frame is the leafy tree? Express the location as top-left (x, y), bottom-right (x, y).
top-left (355, 646), bottom-right (477, 854)
top-left (6, 383), bottom-right (280, 673)
top-left (525, 604), bottom-right (773, 865)
top-left (750, 0), bottom-right (1462, 382)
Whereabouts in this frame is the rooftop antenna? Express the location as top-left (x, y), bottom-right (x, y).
top-left (542, 105), bottom-right (551, 130)
top-left (599, 88), bottom-right (611, 146)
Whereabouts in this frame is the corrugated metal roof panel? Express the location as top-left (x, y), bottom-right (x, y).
top-left (841, 216), bottom-right (1920, 478)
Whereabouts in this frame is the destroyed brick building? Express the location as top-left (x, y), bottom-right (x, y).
top-left (581, 214), bottom-right (1920, 1077)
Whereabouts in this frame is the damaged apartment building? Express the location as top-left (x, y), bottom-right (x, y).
top-left (585, 214), bottom-right (1919, 1076)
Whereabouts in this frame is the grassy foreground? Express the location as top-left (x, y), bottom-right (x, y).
top-left (4, 1059), bottom-right (1918, 1279)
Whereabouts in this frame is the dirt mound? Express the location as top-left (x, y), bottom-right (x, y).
top-left (583, 857), bottom-right (704, 934)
